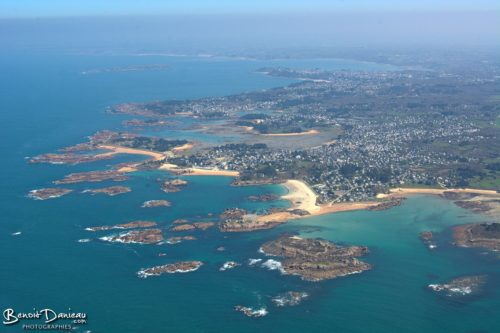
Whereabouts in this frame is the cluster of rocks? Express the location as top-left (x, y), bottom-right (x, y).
top-left (453, 222), bottom-right (500, 251)
top-left (220, 208), bottom-right (247, 221)
top-left (27, 188), bottom-right (73, 200)
top-left (260, 235), bottom-right (371, 281)
top-left (29, 152), bottom-right (114, 165)
top-left (86, 221), bottom-right (157, 232)
top-left (54, 170), bottom-right (128, 184)
top-left (247, 194), bottom-right (279, 202)
top-left (123, 119), bottom-right (172, 128)
top-left (170, 222), bottom-right (215, 232)
top-left (219, 261), bottom-right (240, 271)
top-left (166, 236), bottom-right (197, 244)
top-left (218, 208), bottom-right (290, 232)
top-left (100, 229), bottom-right (163, 244)
top-left (368, 198), bottom-right (406, 211)
top-left (137, 261), bottom-right (203, 278)
top-left (83, 186), bottom-right (131, 196)
top-left (419, 231), bottom-right (437, 249)
top-left (233, 306), bottom-right (268, 318)
top-left (159, 178), bottom-right (188, 193)
top-left (271, 291), bottom-right (309, 307)
top-left (441, 191), bottom-right (496, 214)
top-left (142, 200), bottom-right (172, 208)
top-left (428, 275), bottom-right (486, 296)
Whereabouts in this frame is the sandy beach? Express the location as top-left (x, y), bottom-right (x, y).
top-left (160, 163), bottom-right (240, 177)
top-left (95, 144), bottom-right (499, 220)
top-left (239, 126), bottom-right (254, 132)
top-left (98, 145), bottom-right (166, 160)
top-left (116, 165), bottom-right (139, 173)
top-left (96, 144), bottom-right (167, 173)
top-left (258, 179), bottom-right (379, 224)
top-left (261, 129), bottom-right (319, 137)
top-left (95, 144), bottom-right (238, 177)
top-left (280, 184), bottom-right (500, 222)
top-left (378, 187), bottom-right (499, 198)
top-left (171, 143), bottom-right (194, 153)
top-left (282, 179), bottom-right (321, 213)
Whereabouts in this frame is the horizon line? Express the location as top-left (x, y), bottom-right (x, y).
top-left (1, 8), bottom-right (499, 20)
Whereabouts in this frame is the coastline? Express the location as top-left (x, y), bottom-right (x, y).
top-left (378, 187), bottom-right (500, 218)
top-left (268, 182), bottom-right (499, 222)
top-left (93, 144), bottom-right (499, 219)
top-left (259, 180), bottom-right (379, 223)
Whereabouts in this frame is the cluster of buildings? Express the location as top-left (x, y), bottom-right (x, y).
top-left (154, 66), bottom-right (499, 201)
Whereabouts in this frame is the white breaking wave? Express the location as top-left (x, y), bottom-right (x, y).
top-left (219, 261), bottom-right (240, 271)
top-left (261, 259), bottom-right (286, 274)
top-left (248, 258), bottom-right (263, 266)
top-left (428, 284), bottom-right (473, 295)
top-left (77, 238), bottom-right (91, 243)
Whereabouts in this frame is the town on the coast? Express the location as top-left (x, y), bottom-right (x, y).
top-left (26, 50), bottom-right (500, 316)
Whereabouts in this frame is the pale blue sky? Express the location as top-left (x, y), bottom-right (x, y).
top-left (1, 0), bottom-right (499, 17)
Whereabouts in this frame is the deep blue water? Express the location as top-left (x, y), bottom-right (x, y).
top-left (0, 53), bottom-right (498, 333)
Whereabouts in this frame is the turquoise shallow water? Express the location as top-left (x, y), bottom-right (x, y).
top-left (0, 53), bottom-right (498, 333)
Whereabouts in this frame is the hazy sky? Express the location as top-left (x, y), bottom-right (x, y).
top-left (1, 0), bottom-right (500, 17)
top-left (1, 2), bottom-right (498, 53)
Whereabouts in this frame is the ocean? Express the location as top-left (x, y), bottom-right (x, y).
top-left (0, 52), bottom-right (498, 333)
